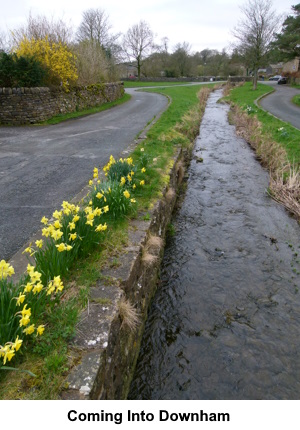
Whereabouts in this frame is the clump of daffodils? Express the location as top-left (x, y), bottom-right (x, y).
top-left (0, 260), bottom-right (59, 366)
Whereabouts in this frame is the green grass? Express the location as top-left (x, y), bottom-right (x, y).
top-left (227, 82), bottom-right (300, 166)
top-left (292, 94), bottom-right (300, 108)
top-left (128, 84), bottom-right (214, 209)
top-left (40, 93), bottom-right (131, 125)
top-left (123, 81), bottom-right (191, 88)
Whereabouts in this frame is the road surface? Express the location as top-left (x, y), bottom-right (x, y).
top-left (0, 89), bottom-right (168, 261)
top-left (259, 81), bottom-right (300, 130)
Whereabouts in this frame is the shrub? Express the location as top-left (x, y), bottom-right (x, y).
top-left (0, 52), bottom-right (46, 87)
top-left (14, 37), bottom-right (78, 89)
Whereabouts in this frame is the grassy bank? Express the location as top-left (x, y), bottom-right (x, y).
top-left (41, 93), bottom-right (131, 125)
top-left (123, 81), bottom-right (189, 88)
top-left (292, 94), bottom-right (300, 108)
top-left (226, 82), bottom-right (300, 219)
top-left (0, 83), bottom-right (213, 399)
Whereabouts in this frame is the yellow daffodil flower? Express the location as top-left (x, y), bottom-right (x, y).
top-left (56, 243), bottom-right (66, 252)
top-left (12, 336), bottom-right (23, 352)
top-left (41, 216), bottom-right (49, 225)
top-left (33, 283), bottom-right (43, 294)
top-left (35, 239), bottom-right (43, 248)
top-left (0, 260), bottom-right (15, 280)
top-left (123, 190), bottom-right (130, 199)
top-left (23, 324), bottom-right (35, 335)
top-left (68, 222), bottom-right (76, 231)
top-left (51, 229), bottom-right (63, 241)
top-left (53, 210), bottom-right (62, 220)
top-left (37, 325), bottom-right (45, 336)
top-left (69, 232), bottom-right (77, 241)
top-left (95, 223), bottom-right (107, 232)
top-left (16, 292), bottom-right (26, 306)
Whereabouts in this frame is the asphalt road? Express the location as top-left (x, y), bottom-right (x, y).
top-left (259, 81), bottom-right (300, 129)
top-left (0, 89), bottom-right (168, 261)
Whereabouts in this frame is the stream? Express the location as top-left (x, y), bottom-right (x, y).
top-left (128, 89), bottom-right (300, 400)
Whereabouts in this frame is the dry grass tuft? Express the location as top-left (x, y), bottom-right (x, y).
top-left (142, 252), bottom-right (159, 267)
top-left (165, 187), bottom-right (176, 203)
top-left (118, 298), bottom-right (140, 331)
top-left (144, 235), bottom-right (163, 256)
top-left (176, 160), bottom-right (185, 184)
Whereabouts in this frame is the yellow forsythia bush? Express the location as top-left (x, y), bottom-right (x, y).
top-left (14, 36), bottom-right (78, 89)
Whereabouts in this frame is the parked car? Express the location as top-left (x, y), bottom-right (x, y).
top-left (277, 77), bottom-right (287, 85)
top-left (269, 75), bottom-right (281, 81)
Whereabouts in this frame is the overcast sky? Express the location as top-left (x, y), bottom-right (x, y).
top-left (0, 0), bottom-right (296, 52)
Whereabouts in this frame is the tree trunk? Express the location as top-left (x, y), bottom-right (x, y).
top-left (253, 67), bottom-right (258, 90)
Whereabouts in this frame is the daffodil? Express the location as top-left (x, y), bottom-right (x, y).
top-left (12, 336), bottom-right (23, 352)
top-left (96, 192), bottom-right (103, 199)
top-left (23, 282), bottom-right (33, 293)
top-left (2, 345), bottom-right (15, 365)
top-left (68, 221), bottom-right (76, 231)
top-left (0, 260), bottom-right (15, 280)
top-left (23, 324), bottom-right (35, 335)
top-left (53, 210), bottom-right (62, 219)
top-left (141, 167), bottom-right (146, 173)
top-left (16, 292), bottom-right (26, 306)
top-left (93, 167), bottom-right (99, 178)
top-left (120, 176), bottom-right (126, 186)
top-left (95, 223), bottom-right (107, 232)
top-left (140, 180), bottom-right (145, 186)
top-left (123, 190), bottom-right (130, 199)
top-left (51, 229), bottom-right (63, 241)
top-left (41, 216), bottom-right (49, 225)
top-left (69, 232), bottom-right (77, 241)
top-left (29, 270), bottom-right (42, 284)
top-left (36, 325), bottom-right (45, 336)
top-left (56, 243), bottom-right (66, 252)
top-left (33, 282), bottom-right (43, 294)
top-left (54, 220), bottom-right (62, 229)
top-left (35, 239), bottom-right (43, 248)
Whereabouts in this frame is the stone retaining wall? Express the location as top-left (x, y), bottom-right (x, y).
top-left (0, 82), bottom-right (124, 125)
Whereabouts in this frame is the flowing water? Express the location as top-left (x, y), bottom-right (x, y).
top-left (129, 89), bottom-right (300, 400)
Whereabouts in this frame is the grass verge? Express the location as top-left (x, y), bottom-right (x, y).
top-left (292, 94), bottom-right (300, 108)
top-left (0, 83), bottom-right (214, 399)
top-left (226, 82), bottom-right (300, 219)
top-left (123, 81), bottom-right (190, 88)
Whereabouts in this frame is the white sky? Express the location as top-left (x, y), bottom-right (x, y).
top-left (0, 0), bottom-right (296, 53)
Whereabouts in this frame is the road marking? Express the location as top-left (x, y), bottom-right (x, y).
top-left (67, 129), bottom-right (106, 138)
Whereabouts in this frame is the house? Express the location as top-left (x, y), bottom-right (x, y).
top-left (282, 57), bottom-right (300, 74)
top-left (266, 63), bottom-right (283, 76)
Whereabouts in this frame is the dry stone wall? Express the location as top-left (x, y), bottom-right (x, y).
top-left (0, 82), bottom-right (124, 125)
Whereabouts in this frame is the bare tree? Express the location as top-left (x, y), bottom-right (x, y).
top-left (0, 30), bottom-right (9, 52)
top-left (122, 20), bottom-right (154, 80)
top-left (10, 12), bottom-right (73, 46)
top-left (76, 8), bottom-right (120, 51)
top-left (232, 0), bottom-right (281, 89)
